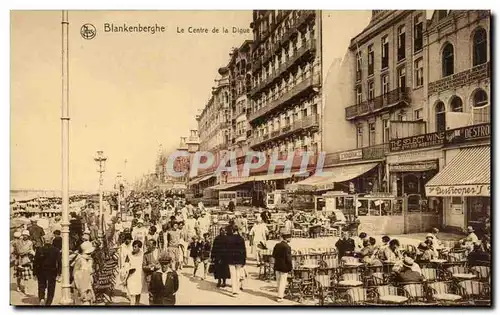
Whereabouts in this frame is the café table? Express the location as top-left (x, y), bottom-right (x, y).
top-left (452, 273), bottom-right (477, 280)
top-left (378, 295), bottom-right (408, 305)
top-left (433, 293), bottom-right (462, 304)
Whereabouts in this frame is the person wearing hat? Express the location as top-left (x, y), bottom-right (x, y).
top-left (149, 253), bottom-right (179, 305)
top-left (464, 226), bottom-right (479, 246)
top-left (28, 217), bottom-right (45, 252)
top-left (272, 233), bottom-right (292, 302)
top-left (394, 257), bottom-right (424, 283)
top-left (13, 230), bottom-right (35, 293)
top-left (73, 241), bottom-right (96, 305)
top-left (249, 216), bottom-right (268, 265)
top-left (33, 234), bottom-right (61, 305)
top-left (196, 212), bottom-right (210, 238)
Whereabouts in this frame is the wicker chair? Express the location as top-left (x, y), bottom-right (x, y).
top-left (427, 281), bottom-right (462, 305)
top-left (401, 282), bottom-right (428, 304)
top-left (457, 280), bottom-right (491, 305)
top-left (344, 287), bottom-right (371, 305)
top-left (373, 285), bottom-right (408, 305)
top-left (315, 274), bottom-right (336, 305)
top-left (421, 268), bottom-right (440, 282)
top-left (469, 266), bottom-right (491, 283)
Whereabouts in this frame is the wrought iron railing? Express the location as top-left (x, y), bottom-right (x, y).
top-left (345, 87), bottom-right (411, 120)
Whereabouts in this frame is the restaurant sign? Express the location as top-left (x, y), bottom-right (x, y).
top-left (445, 123), bottom-right (491, 146)
top-left (339, 149), bottom-right (363, 161)
top-left (425, 184), bottom-right (490, 197)
top-left (390, 132), bottom-right (445, 152)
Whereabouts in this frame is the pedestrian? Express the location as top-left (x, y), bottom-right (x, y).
top-left (225, 225), bottom-right (246, 296)
top-left (72, 241), bottom-right (96, 305)
top-left (149, 253), bottom-right (179, 305)
top-left (199, 233), bottom-right (212, 280)
top-left (188, 236), bottom-right (202, 277)
top-left (33, 234), bottom-right (61, 305)
top-left (260, 208), bottom-right (272, 224)
top-left (28, 217), bottom-right (45, 252)
top-left (272, 233), bottom-right (292, 302)
top-left (211, 228), bottom-right (230, 288)
top-left (142, 239), bottom-right (160, 304)
top-left (335, 231), bottom-right (355, 261)
top-left (158, 224), bottom-right (169, 252)
top-left (89, 220), bottom-right (99, 242)
top-left (228, 199), bottom-right (235, 212)
top-left (249, 216), bottom-right (268, 265)
top-left (146, 225), bottom-right (159, 244)
top-left (14, 230), bottom-right (36, 294)
top-left (166, 222), bottom-right (182, 270)
top-left (52, 230), bottom-right (62, 252)
top-left (125, 240), bottom-right (144, 305)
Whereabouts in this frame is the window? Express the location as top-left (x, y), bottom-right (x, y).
top-left (472, 89), bottom-right (490, 124)
top-left (381, 75), bottom-right (389, 95)
top-left (368, 81), bottom-right (375, 100)
top-left (383, 119), bottom-right (390, 143)
top-left (356, 52), bottom-right (362, 81)
top-left (414, 108), bottom-right (423, 120)
top-left (369, 122), bottom-right (376, 146)
top-left (414, 14), bottom-right (423, 52)
top-left (381, 36), bottom-right (389, 69)
top-left (368, 45), bottom-right (374, 75)
top-left (397, 25), bottom-right (406, 61)
top-left (442, 43), bottom-right (454, 77)
top-left (473, 28), bottom-right (488, 66)
top-left (356, 125), bottom-right (363, 148)
top-left (450, 96), bottom-right (463, 112)
top-left (356, 86), bottom-right (362, 104)
top-left (414, 58), bottom-right (424, 87)
top-left (435, 102), bottom-right (446, 132)
top-left (398, 66), bottom-right (406, 91)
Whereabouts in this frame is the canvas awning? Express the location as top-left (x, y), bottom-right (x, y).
top-left (189, 173), bottom-right (216, 185)
top-left (207, 182), bottom-right (248, 191)
top-left (286, 162), bottom-right (379, 192)
top-left (425, 146), bottom-right (490, 197)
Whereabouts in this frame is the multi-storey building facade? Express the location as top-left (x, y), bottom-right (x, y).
top-left (227, 40), bottom-right (253, 152)
top-left (421, 10), bottom-right (490, 232)
top-left (245, 10), bottom-right (322, 204)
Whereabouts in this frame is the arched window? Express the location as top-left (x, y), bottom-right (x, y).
top-left (450, 96), bottom-right (463, 112)
top-left (473, 28), bottom-right (487, 66)
top-left (435, 101), bottom-right (446, 132)
top-left (442, 43), bottom-right (454, 77)
top-left (472, 89), bottom-right (490, 124)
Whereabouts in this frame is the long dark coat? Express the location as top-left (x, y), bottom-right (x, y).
top-left (149, 270), bottom-right (179, 305)
top-left (211, 235), bottom-right (230, 280)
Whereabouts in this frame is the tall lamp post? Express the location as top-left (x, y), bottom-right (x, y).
top-left (59, 10), bottom-right (72, 305)
top-left (94, 150), bottom-right (107, 239)
top-left (115, 172), bottom-right (123, 220)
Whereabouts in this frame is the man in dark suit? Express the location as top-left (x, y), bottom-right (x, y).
top-left (33, 234), bottom-right (61, 306)
top-left (143, 239), bottom-right (161, 303)
top-left (395, 257), bottom-right (424, 283)
top-left (149, 253), bottom-right (179, 305)
top-left (272, 233), bottom-right (292, 302)
top-left (335, 231), bottom-right (355, 261)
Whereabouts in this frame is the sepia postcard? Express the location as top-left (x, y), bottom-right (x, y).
top-left (10, 10), bottom-right (491, 307)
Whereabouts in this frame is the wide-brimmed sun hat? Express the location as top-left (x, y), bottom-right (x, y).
top-left (80, 241), bottom-right (95, 254)
top-left (22, 230), bottom-right (30, 236)
top-left (403, 257), bottom-right (414, 268)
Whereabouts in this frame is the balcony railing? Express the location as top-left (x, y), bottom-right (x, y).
top-left (249, 114), bottom-right (319, 148)
top-left (249, 75), bottom-right (318, 122)
top-left (324, 143), bottom-right (390, 166)
top-left (250, 39), bottom-right (316, 96)
top-left (235, 133), bottom-right (247, 144)
top-left (345, 87), bottom-right (411, 120)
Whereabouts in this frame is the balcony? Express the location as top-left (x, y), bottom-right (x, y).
top-left (250, 39), bottom-right (316, 97)
top-left (345, 87), bottom-right (411, 120)
top-left (235, 133), bottom-right (247, 144)
top-left (249, 75), bottom-right (319, 123)
top-left (428, 61), bottom-right (490, 95)
top-left (249, 114), bottom-right (319, 148)
top-left (323, 143), bottom-right (390, 166)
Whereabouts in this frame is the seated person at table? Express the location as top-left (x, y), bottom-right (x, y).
top-left (381, 239), bottom-right (402, 262)
top-left (461, 226), bottom-right (479, 251)
top-left (260, 208), bottom-right (272, 224)
top-left (416, 242), bottom-right (435, 262)
top-left (394, 257), bottom-right (424, 283)
top-left (308, 217), bottom-right (322, 238)
top-left (467, 242), bottom-right (490, 267)
top-left (359, 239), bottom-right (373, 257)
top-left (335, 231), bottom-right (355, 260)
top-left (393, 251), bottom-right (421, 275)
top-left (377, 236), bottom-right (391, 260)
top-left (355, 232), bottom-right (368, 250)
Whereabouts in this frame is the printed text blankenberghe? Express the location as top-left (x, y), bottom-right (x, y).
top-left (104, 23), bottom-right (166, 34)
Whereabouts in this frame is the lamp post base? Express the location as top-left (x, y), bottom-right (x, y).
top-left (59, 285), bottom-right (73, 305)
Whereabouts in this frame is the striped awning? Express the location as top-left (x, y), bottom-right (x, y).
top-left (425, 146), bottom-right (490, 197)
top-left (189, 173), bottom-right (215, 185)
top-left (286, 162), bottom-right (379, 192)
top-left (206, 182), bottom-right (248, 191)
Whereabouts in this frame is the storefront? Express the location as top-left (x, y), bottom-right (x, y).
top-left (425, 145), bottom-right (490, 233)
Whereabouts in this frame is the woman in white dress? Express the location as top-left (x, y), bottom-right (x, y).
top-left (126, 240), bottom-right (144, 305)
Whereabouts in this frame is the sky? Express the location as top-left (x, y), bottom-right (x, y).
top-left (11, 10), bottom-right (371, 191)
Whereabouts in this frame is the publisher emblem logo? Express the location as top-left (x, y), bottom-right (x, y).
top-left (80, 23), bottom-right (96, 40)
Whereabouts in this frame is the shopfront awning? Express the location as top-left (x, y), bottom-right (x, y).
top-left (206, 182), bottom-right (248, 191)
top-left (286, 162), bottom-right (379, 192)
top-left (425, 146), bottom-right (490, 197)
top-left (189, 173), bottom-right (215, 185)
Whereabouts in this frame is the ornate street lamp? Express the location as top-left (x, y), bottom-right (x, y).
top-left (94, 150), bottom-right (107, 237)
